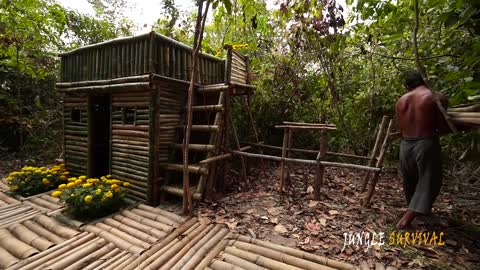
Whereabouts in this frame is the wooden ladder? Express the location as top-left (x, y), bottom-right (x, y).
top-left (160, 84), bottom-right (227, 201)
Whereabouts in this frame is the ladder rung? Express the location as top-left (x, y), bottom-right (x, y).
top-left (160, 186), bottom-right (202, 200)
top-left (177, 125), bottom-right (219, 132)
top-left (188, 105), bottom-right (224, 112)
top-left (171, 144), bottom-right (215, 152)
top-left (162, 163), bottom-right (208, 175)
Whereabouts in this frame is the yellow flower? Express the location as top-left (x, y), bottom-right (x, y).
top-left (51, 191), bottom-right (62, 198)
top-left (106, 174), bottom-right (112, 178)
top-left (42, 178), bottom-right (50, 185)
top-left (114, 188), bottom-right (121, 193)
top-left (63, 172), bottom-right (70, 175)
top-left (123, 182), bottom-right (130, 187)
top-left (104, 191), bottom-right (113, 199)
top-left (82, 183), bottom-right (92, 188)
top-left (75, 180), bottom-right (82, 185)
top-left (51, 171), bottom-right (57, 175)
top-left (6, 177), bottom-right (13, 182)
top-left (84, 195), bottom-right (92, 203)
top-left (79, 176), bottom-right (86, 181)
top-left (67, 182), bottom-right (75, 188)
top-left (106, 180), bottom-right (112, 184)
top-left (58, 184), bottom-right (67, 190)
top-left (111, 184), bottom-right (119, 189)
top-left (35, 169), bottom-right (42, 173)
top-left (60, 175), bottom-right (67, 180)
top-left (96, 188), bottom-right (102, 195)
top-left (10, 185), bottom-right (18, 191)
top-left (68, 177), bottom-right (76, 182)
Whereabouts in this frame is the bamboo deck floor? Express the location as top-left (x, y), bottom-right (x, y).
top-left (0, 190), bottom-right (392, 270)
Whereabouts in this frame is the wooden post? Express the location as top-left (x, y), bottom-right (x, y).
top-left (285, 128), bottom-right (293, 186)
top-left (314, 126), bottom-right (328, 200)
top-left (361, 116), bottom-right (388, 192)
top-left (245, 93), bottom-right (266, 174)
top-left (280, 127), bottom-right (288, 192)
top-left (362, 119), bottom-right (394, 207)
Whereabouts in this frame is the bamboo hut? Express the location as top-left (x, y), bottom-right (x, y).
top-left (57, 32), bottom-right (254, 205)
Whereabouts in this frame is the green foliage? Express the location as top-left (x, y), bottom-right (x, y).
top-left (53, 175), bottom-right (128, 219)
top-left (5, 163), bottom-right (68, 197)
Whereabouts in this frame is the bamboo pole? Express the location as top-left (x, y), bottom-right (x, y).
top-left (130, 208), bottom-right (179, 226)
top-left (95, 222), bottom-right (151, 249)
top-left (63, 243), bottom-right (115, 270)
top-left (123, 218), bottom-right (197, 270)
top-left (280, 127), bottom-right (289, 192)
top-left (83, 225), bottom-right (145, 255)
top-left (210, 259), bottom-right (247, 270)
top-left (224, 246), bottom-right (303, 270)
top-left (0, 228), bottom-right (39, 259)
top-left (232, 241), bottom-right (336, 270)
top-left (229, 97), bottom-right (248, 184)
top-left (362, 119), bottom-right (394, 206)
top-left (0, 245), bottom-right (19, 269)
top-left (112, 215), bottom-right (167, 239)
top-left (34, 214), bottom-right (79, 239)
top-left (135, 223), bottom-right (207, 269)
top-left (171, 226), bottom-right (228, 270)
top-left (285, 128), bottom-right (293, 186)
top-left (361, 116), bottom-right (388, 192)
top-left (235, 235), bottom-right (357, 270)
top-left (120, 209), bottom-right (174, 232)
top-left (221, 252), bottom-right (269, 270)
top-left (9, 223), bottom-right (55, 251)
top-left (233, 151), bottom-right (381, 172)
top-left (92, 250), bottom-right (128, 270)
top-left (81, 247), bottom-right (121, 270)
top-left (43, 238), bottom-right (107, 270)
top-left (193, 233), bottom-right (237, 270)
top-left (155, 224), bottom-right (216, 270)
top-left (137, 203), bottom-right (185, 224)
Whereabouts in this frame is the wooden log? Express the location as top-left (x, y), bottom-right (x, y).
top-left (450, 117), bottom-right (480, 125)
top-left (0, 228), bottom-right (39, 259)
top-left (448, 103), bottom-right (480, 112)
top-left (283, 121), bottom-right (336, 127)
top-left (233, 151), bottom-right (381, 172)
top-left (235, 235), bottom-right (356, 270)
top-left (275, 125), bottom-right (337, 130)
top-left (112, 215), bottom-right (167, 239)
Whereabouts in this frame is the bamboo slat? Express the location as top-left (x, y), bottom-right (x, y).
top-left (9, 223), bottom-right (55, 251)
top-left (0, 246), bottom-right (19, 269)
top-left (111, 215), bottom-right (167, 239)
top-left (34, 215), bottom-right (79, 239)
top-left (94, 222), bottom-right (151, 249)
top-left (0, 228), bottom-right (39, 259)
top-left (83, 225), bottom-right (145, 254)
top-left (120, 210), bottom-right (173, 232)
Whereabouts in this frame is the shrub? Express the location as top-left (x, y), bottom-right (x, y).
top-left (52, 175), bottom-right (129, 219)
top-left (6, 163), bottom-right (69, 196)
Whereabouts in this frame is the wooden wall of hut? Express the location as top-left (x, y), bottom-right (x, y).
top-left (59, 32), bottom-right (225, 86)
top-left (152, 79), bottom-right (188, 204)
top-left (111, 91), bottom-right (153, 202)
top-left (63, 96), bottom-right (89, 176)
top-left (229, 50), bottom-right (248, 85)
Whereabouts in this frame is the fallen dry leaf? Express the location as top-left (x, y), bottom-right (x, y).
top-left (274, 224), bottom-right (288, 234)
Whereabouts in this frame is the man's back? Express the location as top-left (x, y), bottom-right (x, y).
top-left (396, 86), bottom-right (439, 139)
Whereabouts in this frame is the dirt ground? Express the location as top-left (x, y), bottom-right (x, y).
top-left (197, 162), bottom-right (480, 270)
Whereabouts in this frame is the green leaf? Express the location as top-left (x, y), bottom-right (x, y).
top-left (222, 0), bottom-right (232, 14)
top-left (456, 0), bottom-right (464, 10)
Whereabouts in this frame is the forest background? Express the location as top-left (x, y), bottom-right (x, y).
top-left (0, 0), bottom-right (479, 167)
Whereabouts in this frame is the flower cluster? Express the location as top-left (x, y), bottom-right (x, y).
top-left (6, 164), bottom-right (69, 196)
top-left (232, 43), bottom-right (249, 50)
top-left (52, 174), bottom-right (129, 219)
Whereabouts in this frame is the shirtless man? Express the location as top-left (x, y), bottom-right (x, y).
top-left (395, 71), bottom-right (449, 229)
